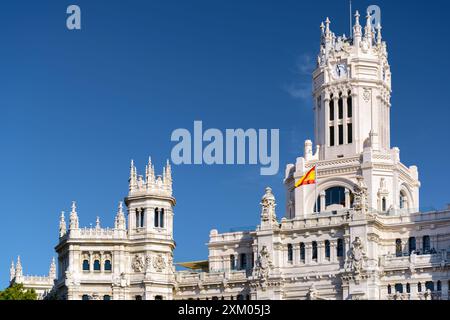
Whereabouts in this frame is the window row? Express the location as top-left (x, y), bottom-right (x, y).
top-left (287, 239), bottom-right (345, 263)
top-left (82, 294), bottom-right (111, 300)
top-left (395, 235), bottom-right (434, 257)
top-left (135, 207), bottom-right (165, 228)
top-left (387, 281), bottom-right (445, 295)
top-left (329, 91), bottom-right (353, 147)
top-left (81, 253), bottom-right (112, 272)
top-left (230, 253), bottom-right (254, 271)
top-left (186, 295), bottom-right (251, 300)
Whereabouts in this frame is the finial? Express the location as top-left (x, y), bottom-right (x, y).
top-left (325, 17), bottom-right (330, 34)
top-left (115, 201), bottom-right (126, 230)
top-left (15, 256), bottom-right (23, 278)
top-left (320, 21), bottom-right (325, 34)
top-left (95, 216), bottom-right (101, 229)
top-left (69, 201), bottom-right (79, 229)
top-left (376, 23), bottom-right (382, 45)
top-left (355, 10), bottom-right (360, 26)
top-left (71, 201), bottom-right (77, 213)
top-left (118, 201), bottom-right (123, 213)
top-left (59, 211), bottom-right (67, 238)
top-left (9, 260), bottom-right (15, 281)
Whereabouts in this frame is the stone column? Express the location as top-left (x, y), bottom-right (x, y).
top-left (330, 241), bottom-right (337, 263)
top-left (317, 242), bottom-right (324, 264)
top-left (320, 191), bottom-right (326, 213)
top-left (345, 189), bottom-right (351, 209)
top-left (305, 244), bottom-right (312, 265)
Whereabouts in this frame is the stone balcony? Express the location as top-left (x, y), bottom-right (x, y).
top-left (175, 270), bottom-right (248, 286)
top-left (381, 251), bottom-right (448, 271)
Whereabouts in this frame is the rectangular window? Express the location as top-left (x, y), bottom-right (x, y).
top-left (347, 96), bottom-right (352, 117)
top-left (338, 125), bottom-right (344, 145)
top-left (338, 99), bottom-right (343, 119)
top-left (329, 126), bottom-right (335, 146)
top-left (347, 123), bottom-right (353, 144)
top-left (329, 101), bottom-right (334, 121)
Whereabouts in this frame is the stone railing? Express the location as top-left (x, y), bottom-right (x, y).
top-left (22, 275), bottom-right (54, 285)
top-left (176, 270), bottom-right (248, 285)
top-left (64, 227), bottom-right (127, 240)
top-left (381, 252), bottom-right (445, 270)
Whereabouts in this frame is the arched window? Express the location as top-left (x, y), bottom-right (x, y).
top-left (395, 239), bottom-right (402, 257)
top-left (82, 260), bottom-right (90, 271)
top-left (395, 283), bottom-right (403, 294)
top-left (82, 294), bottom-right (90, 301)
top-left (230, 255), bottom-right (236, 270)
top-left (94, 260), bottom-right (101, 271)
top-left (103, 295), bottom-right (111, 300)
top-left (160, 208), bottom-right (165, 228)
top-left (387, 285), bottom-right (392, 295)
top-left (425, 281), bottom-right (434, 292)
top-left (406, 283), bottom-right (411, 294)
top-left (239, 253), bottom-right (247, 270)
top-left (399, 191), bottom-right (407, 209)
top-left (437, 281), bottom-right (442, 292)
top-left (408, 237), bottom-right (416, 254)
top-left (287, 244), bottom-right (293, 263)
top-left (312, 241), bottom-right (318, 261)
top-left (423, 235), bottom-right (431, 253)
top-left (300, 243), bottom-right (305, 262)
top-left (325, 240), bottom-right (331, 260)
top-left (382, 197), bottom-right (387, 212)
top-left (418, 282), bottom-right (422, 292)
top-left (104, 260), bottom-right (112, 272)
top-left (337, 239), bottom-right (344, 258)
top-left (318, 187), bottom-right (352, 212)
top-left (154, 208), bottom-right (159, 227)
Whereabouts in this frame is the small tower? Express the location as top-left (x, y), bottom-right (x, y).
top-left (9, 260), bottom-right (15, 282)
top-left (15, 256), bottom-right (23, 282)
top-left (59, 211), bottom-right (67, 238)
top-left (260, 187), bottom-right (278, 229)
top-left (124, 157), bottom-right (176, 299)
top-left (69, 201), bottom-right (79, 230)
top-left (49, 257), bottom-right (57, 280)
top-left (114, 201), bottom-right (126, 230)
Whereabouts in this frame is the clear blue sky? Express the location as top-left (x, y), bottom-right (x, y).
top-left (1, 0), bottom-right (449, 288)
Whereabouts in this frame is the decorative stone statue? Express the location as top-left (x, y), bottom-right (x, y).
top-left (132, 254), bottom-right (144, 272)
top-left (346, 237), bottom-right (366, 274)
top-left (260, 188), bottom-right (277, 228)
top-left (153, 254), bottom-right (166, 272)
top-left (254, 246), bottom-right (273, 286)
top-left (353, 176), bottom-right (369, 214)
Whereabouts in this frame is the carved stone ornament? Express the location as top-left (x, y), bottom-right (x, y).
top-left (153, 254), bottom-right (166, 272)
top-left (132, 254), bottom-right (145, 272)
top-left (345, 237), bottom-right (366, 274)
top-left (353, 176), bottom-right (369, 213)
top-left (254, 246), bottom-right (273, 288)
top-left (363, 88), bottom-right (371, 102)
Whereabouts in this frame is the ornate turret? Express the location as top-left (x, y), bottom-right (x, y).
top-left (129, 159), bottom-right (138, 191)
top-left (59, 211), bottom-right (66, 238)
top-left (49, 257), bottom-right (56, 280)
top-left (15, 256), bottom-right (23, 280)
top-left (9, 260), bottom-right (15, 282)
top-left (69, 201), bottom-right (79, 230)
top-left (127, 157), bottom-right (173, 197)
top-left (260, 187), bottom-right (278, 229)
top-left (114, 201), bottom-right (126, 230)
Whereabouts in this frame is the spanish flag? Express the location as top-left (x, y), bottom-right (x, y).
top-left (294, 166), bottom-right (316, 189)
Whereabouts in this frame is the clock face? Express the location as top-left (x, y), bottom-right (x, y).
top-left (333, 63), bottom-right (347, 79)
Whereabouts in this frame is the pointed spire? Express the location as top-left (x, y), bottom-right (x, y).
top-left (129, 159), bottom-right (137, 192)
top-left (115, 201), bottom-right (126, 230)
top-left (69, 201), bottom-right (79, 230)
top-left (145, 156), bottom-right (155, 187)
top-left (364, 9), bottom-right (373, 43)
top-left (49, 257), bottom-right (56, 280)
top-left (320, 21), bottom-right (325, 35)
top-left (59, 211), bottom-right (66, 238)
top-left (163, 159), bottom-right (172, 188)
top-left (376, 23), bottom-right (382, 45)
top-left (353, 10), bottom-right (362, 45)
top-left (9, 260), bottom-right (15, 281)
top-left (15, 256), bottom-right (23, 278)
top-left (95, 216), bottom-right (101, 229)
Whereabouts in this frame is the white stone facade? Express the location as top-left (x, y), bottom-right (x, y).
top-left (9, 10), bottom-right (450, 300)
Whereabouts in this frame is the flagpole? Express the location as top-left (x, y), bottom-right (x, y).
top-left (314, 163), bottom-right (318, 214)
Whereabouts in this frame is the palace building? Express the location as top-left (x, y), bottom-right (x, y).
top-left (8, 10), bottom-right (450, 300)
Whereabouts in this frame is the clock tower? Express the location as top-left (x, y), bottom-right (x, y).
top-left (284, 10), bottom-right (420, 219)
